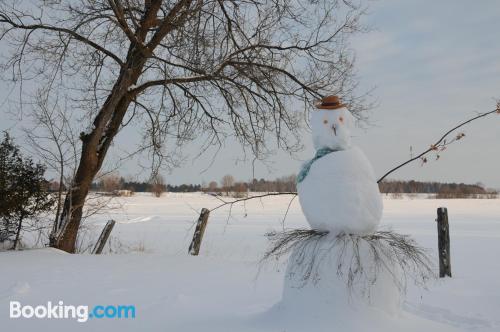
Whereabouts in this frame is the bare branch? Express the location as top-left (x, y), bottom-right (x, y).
top-left (0, 12), bottom-right (124, 66)
top-left (209, 192), bottom-right (297, 213)
top-left (377, 107), bottom-right (500, 183)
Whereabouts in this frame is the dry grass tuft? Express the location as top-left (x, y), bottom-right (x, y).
top-left (262, 228), bottom-right (435, 295)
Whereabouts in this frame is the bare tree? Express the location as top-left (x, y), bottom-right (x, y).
top-left (208, 181), bottom-right (218, 192)
top-left (23, 93), bottom-right (80, 245)
top-left (0, 0), bottom-right (367, 252)
top-left (99, 172), bottom-right (122, 193)
top-left (221, 174), bottom-right (235, 196)
top-left (23, 95), bottom-right (123, 247)
top-left (233, 181), bottom-right (247, 198)
top-left (150, 173), bottom-right (166, 197)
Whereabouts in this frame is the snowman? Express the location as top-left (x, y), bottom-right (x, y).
top-left (279, 96), bottom-right (399, 313)
top-left (260, 97), bottom-right (441, 330)
top-left (297, 95), bottom-right (383, 235)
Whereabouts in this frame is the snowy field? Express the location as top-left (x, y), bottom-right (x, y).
top-left (1, 193), bottom-right (499, 331)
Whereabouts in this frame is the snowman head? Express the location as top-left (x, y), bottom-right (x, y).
top-left (311, 96), bottom-right (354, 151)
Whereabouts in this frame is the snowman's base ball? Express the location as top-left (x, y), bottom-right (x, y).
top-left (281, 232), bottom-right (402, 314)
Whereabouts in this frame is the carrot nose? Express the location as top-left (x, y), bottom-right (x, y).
top-left (332, 124), bottom-right (337, 136)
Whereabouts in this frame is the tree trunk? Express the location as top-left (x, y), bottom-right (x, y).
top-left (52, 156), bottom-right (65, 237)
top-left (13, 215), bottom-right (23, 250)
top-left (52, 48), bottom-right (147, 253)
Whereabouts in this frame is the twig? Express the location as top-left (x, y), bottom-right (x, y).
top-left (281, 195), bottom-right (297, 230)
top-left (209, 192), bottom-right (297, 212)
top-left (261, 229), bottom-right (435, 293)
top-left (377, 107), bottom-right (500, 183)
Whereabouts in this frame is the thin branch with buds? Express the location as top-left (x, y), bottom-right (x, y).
top-left (377, 106), bottom-right (500, 183)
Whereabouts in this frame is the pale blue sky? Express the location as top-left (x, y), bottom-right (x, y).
top-left (1, 0), bottom-right (499, 188)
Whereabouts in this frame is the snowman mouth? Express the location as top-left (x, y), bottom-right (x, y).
top-left (331, 124), bottom-right (337, 136)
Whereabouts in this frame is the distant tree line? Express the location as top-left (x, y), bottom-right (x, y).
top-left (53, 171), bottom-right (498, 198)
top-left (79, 173), bottom-right (296, 195)
top-left (379, 180), bottom-right (497, 198)
top-left (87, 174), bottom-right (201, 194)
top-left (206, 174), bottom-right (297, 196)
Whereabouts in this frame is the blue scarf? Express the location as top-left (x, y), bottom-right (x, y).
top-left (296, 147), bottom-right (338, 184)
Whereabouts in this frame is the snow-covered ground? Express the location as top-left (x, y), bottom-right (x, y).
top-left (1, 193), bottom-right (499, 331)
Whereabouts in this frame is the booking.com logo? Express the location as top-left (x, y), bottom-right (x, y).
top-left (10, 301), bottom-right (136, 322)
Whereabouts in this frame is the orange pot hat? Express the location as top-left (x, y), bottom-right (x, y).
top-left (315, 95), bottom-right (347, 110)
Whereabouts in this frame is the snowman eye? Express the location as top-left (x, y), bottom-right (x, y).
top-left (323, 119), bottom-right (328, 124)
top-left (339, 116), bottom-right (344, 123)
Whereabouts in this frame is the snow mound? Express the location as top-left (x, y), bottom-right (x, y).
top-left (253, 229), bottom-right (452, 332)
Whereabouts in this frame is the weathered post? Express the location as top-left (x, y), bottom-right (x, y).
top-left (92, 220), bottom-right (116, 254)
top-left (436, 207), bottom-right (451, 277)
top-left (189, 208), bottom-right (210, 256)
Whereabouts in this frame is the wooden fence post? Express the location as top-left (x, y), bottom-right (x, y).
top-left (92, 220), bottom-right (116, 254)
top-left (189, 208), bottom-right (210, 256)
top-left (436, 207), bottom-right (452, 277)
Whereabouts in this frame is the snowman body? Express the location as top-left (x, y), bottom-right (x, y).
top-left (297, 107), bottom-right (382, 235)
